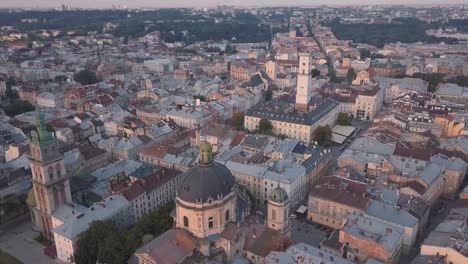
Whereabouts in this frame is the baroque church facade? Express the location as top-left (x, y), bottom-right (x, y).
top-left (131, 142), bottom-right (292, 264)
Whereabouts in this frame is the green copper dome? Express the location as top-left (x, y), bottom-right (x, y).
top-left (269, 186), bottom-right (288, 203)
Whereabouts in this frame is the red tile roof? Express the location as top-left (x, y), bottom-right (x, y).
top-left (310, 176), bottom-right (370, 210)
top-left (78, 145), bottom-right (107, 161)
top-left (400, 181), bottom-right (427, 195)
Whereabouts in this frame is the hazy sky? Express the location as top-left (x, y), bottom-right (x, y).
top-left (1, 0), bottom-right (467, 9)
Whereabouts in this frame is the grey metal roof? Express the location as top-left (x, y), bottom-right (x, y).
top-left (246, 96), bottom-right (339, 126)
top-left (365, 200), bottom-right (418, 228)
top-left (177, 162), bottom-right (235, 203)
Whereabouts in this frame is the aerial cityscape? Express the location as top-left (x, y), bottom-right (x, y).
top-left (0, 2), bottom-right (468, 264)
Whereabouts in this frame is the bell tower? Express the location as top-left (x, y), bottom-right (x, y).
top-left (29, 111), bottom-right (71, 239)
top-left (267, 186), bottom-right (291, 235)
top-left (295, 53), bottom-right (312, 111)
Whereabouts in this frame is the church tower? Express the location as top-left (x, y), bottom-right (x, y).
top-left (295, 53), bottom-right (312, 111)
top-left (29, 111), bottom-right (71, 239)
top-left (267, 186), bottom-right (291, 235)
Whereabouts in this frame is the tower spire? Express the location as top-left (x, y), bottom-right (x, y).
top-left (33, 110), bottom-right (54, 145)
top-left (199, 141), bottom-right (213, 165)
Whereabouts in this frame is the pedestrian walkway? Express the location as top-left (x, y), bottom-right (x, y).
top-left (0, 218), bottom-right (63, 264)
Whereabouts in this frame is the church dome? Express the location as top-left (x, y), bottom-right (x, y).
top-left (177, 142), bottom-right (235, 204)
top-left (269, 186), bottom-right (288, 203)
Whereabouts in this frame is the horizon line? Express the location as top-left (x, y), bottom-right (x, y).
top-left (0, 3), bottom-right (466, 10)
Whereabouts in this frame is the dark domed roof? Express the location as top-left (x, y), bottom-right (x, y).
top-left (177, 162), bottom-right (235, 204)
top-left (269, 186), bottom-right (288, 203)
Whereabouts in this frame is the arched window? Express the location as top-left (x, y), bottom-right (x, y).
top-left (271, 209), bottom-right (277, 221)
top-left (183, 216), bottom-right (189, 227)
top-left (208, 217), bottom-right (214, 229)
top-left (225, 210), bottom-right (230, 222)
top-left (48, 166), bottom-right (54, 179)
top-left (55, 164), bottom-right (62, 177)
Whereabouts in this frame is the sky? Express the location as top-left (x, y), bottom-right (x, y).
top-left (1, 0), bottom-right (467, 9)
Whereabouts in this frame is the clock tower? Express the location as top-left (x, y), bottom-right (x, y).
top-left (295, 53), bottom-right (313, 111)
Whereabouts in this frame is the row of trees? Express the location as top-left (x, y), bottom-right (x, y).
top-left (3, 101), bottom-right (35, 116)
top-left (327, 18), bottom-right (458, 48)
top-left (204, 45), bottom-right (237, 55)
top-left (410, 73), bottom-right (468, 93)
top-left (113, 11), bottom-right (287, 44)
top-left (0, 9), bottom-right (288, 44)
top-left (73, 202), bottom-right (174, 264)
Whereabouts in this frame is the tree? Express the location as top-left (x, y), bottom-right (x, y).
top-left (411, 73), bottom-right (444, 93)
top-left (258, 118), bottom-right (273, 134)
top-left (347, 68), bottom-right (357, 84)
top-left (311, 68), bottom-right (321, 78)
top-left (231, 112), bottom-right (245, 130)
top-left (193, 95), bottom-right (206, 102)
top-left (5, 78), bottom-right (17, 99)
top-left (224, 45), bottom-right (237, 55)
top-left (328, 71), bottom-right (337, 83)
top-left (337, 112), bottom-right (350, 126)
top-left (74, 69), bottom-right (98, 85)
top-left (78, 40), bottom-right (87, 46)
top-left (264, 87), bottom-right (273, 101)
top-left (312, 125), bottom-right (332, 146)
top-left (54, 75), bottom-right (67, 83)
top-left (327, 18), bottom-right (458, 48)
top-left (74, 202), bottom-right (175, 264)
top-left (268, 50), bottom-right (277, 60)
top-left (74, 220), bottom-right (125, 264)
top-left (359, 49), bottom-right (371, 59)
top-left (448, 75), bottom-right (468, 87)
top-left (4, 101), bottom-right (35, 116)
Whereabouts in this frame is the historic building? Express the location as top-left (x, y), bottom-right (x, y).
top-left (331, 85), bottom-right (384, 120)
top-left (295, 53), bottom-right (314, 111)
top-left (245, 53), bottom-right (339, 143)
top-left (267, 186), bottom-right (291, 235)
top-left (29, 111), bottom-right (72, 239)
top-left (369, 59), bottom-right (406, 78)
top-left (130, 142), bottom-right (292, 264)
top-left (230, 60), bottom-right (257, 81)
